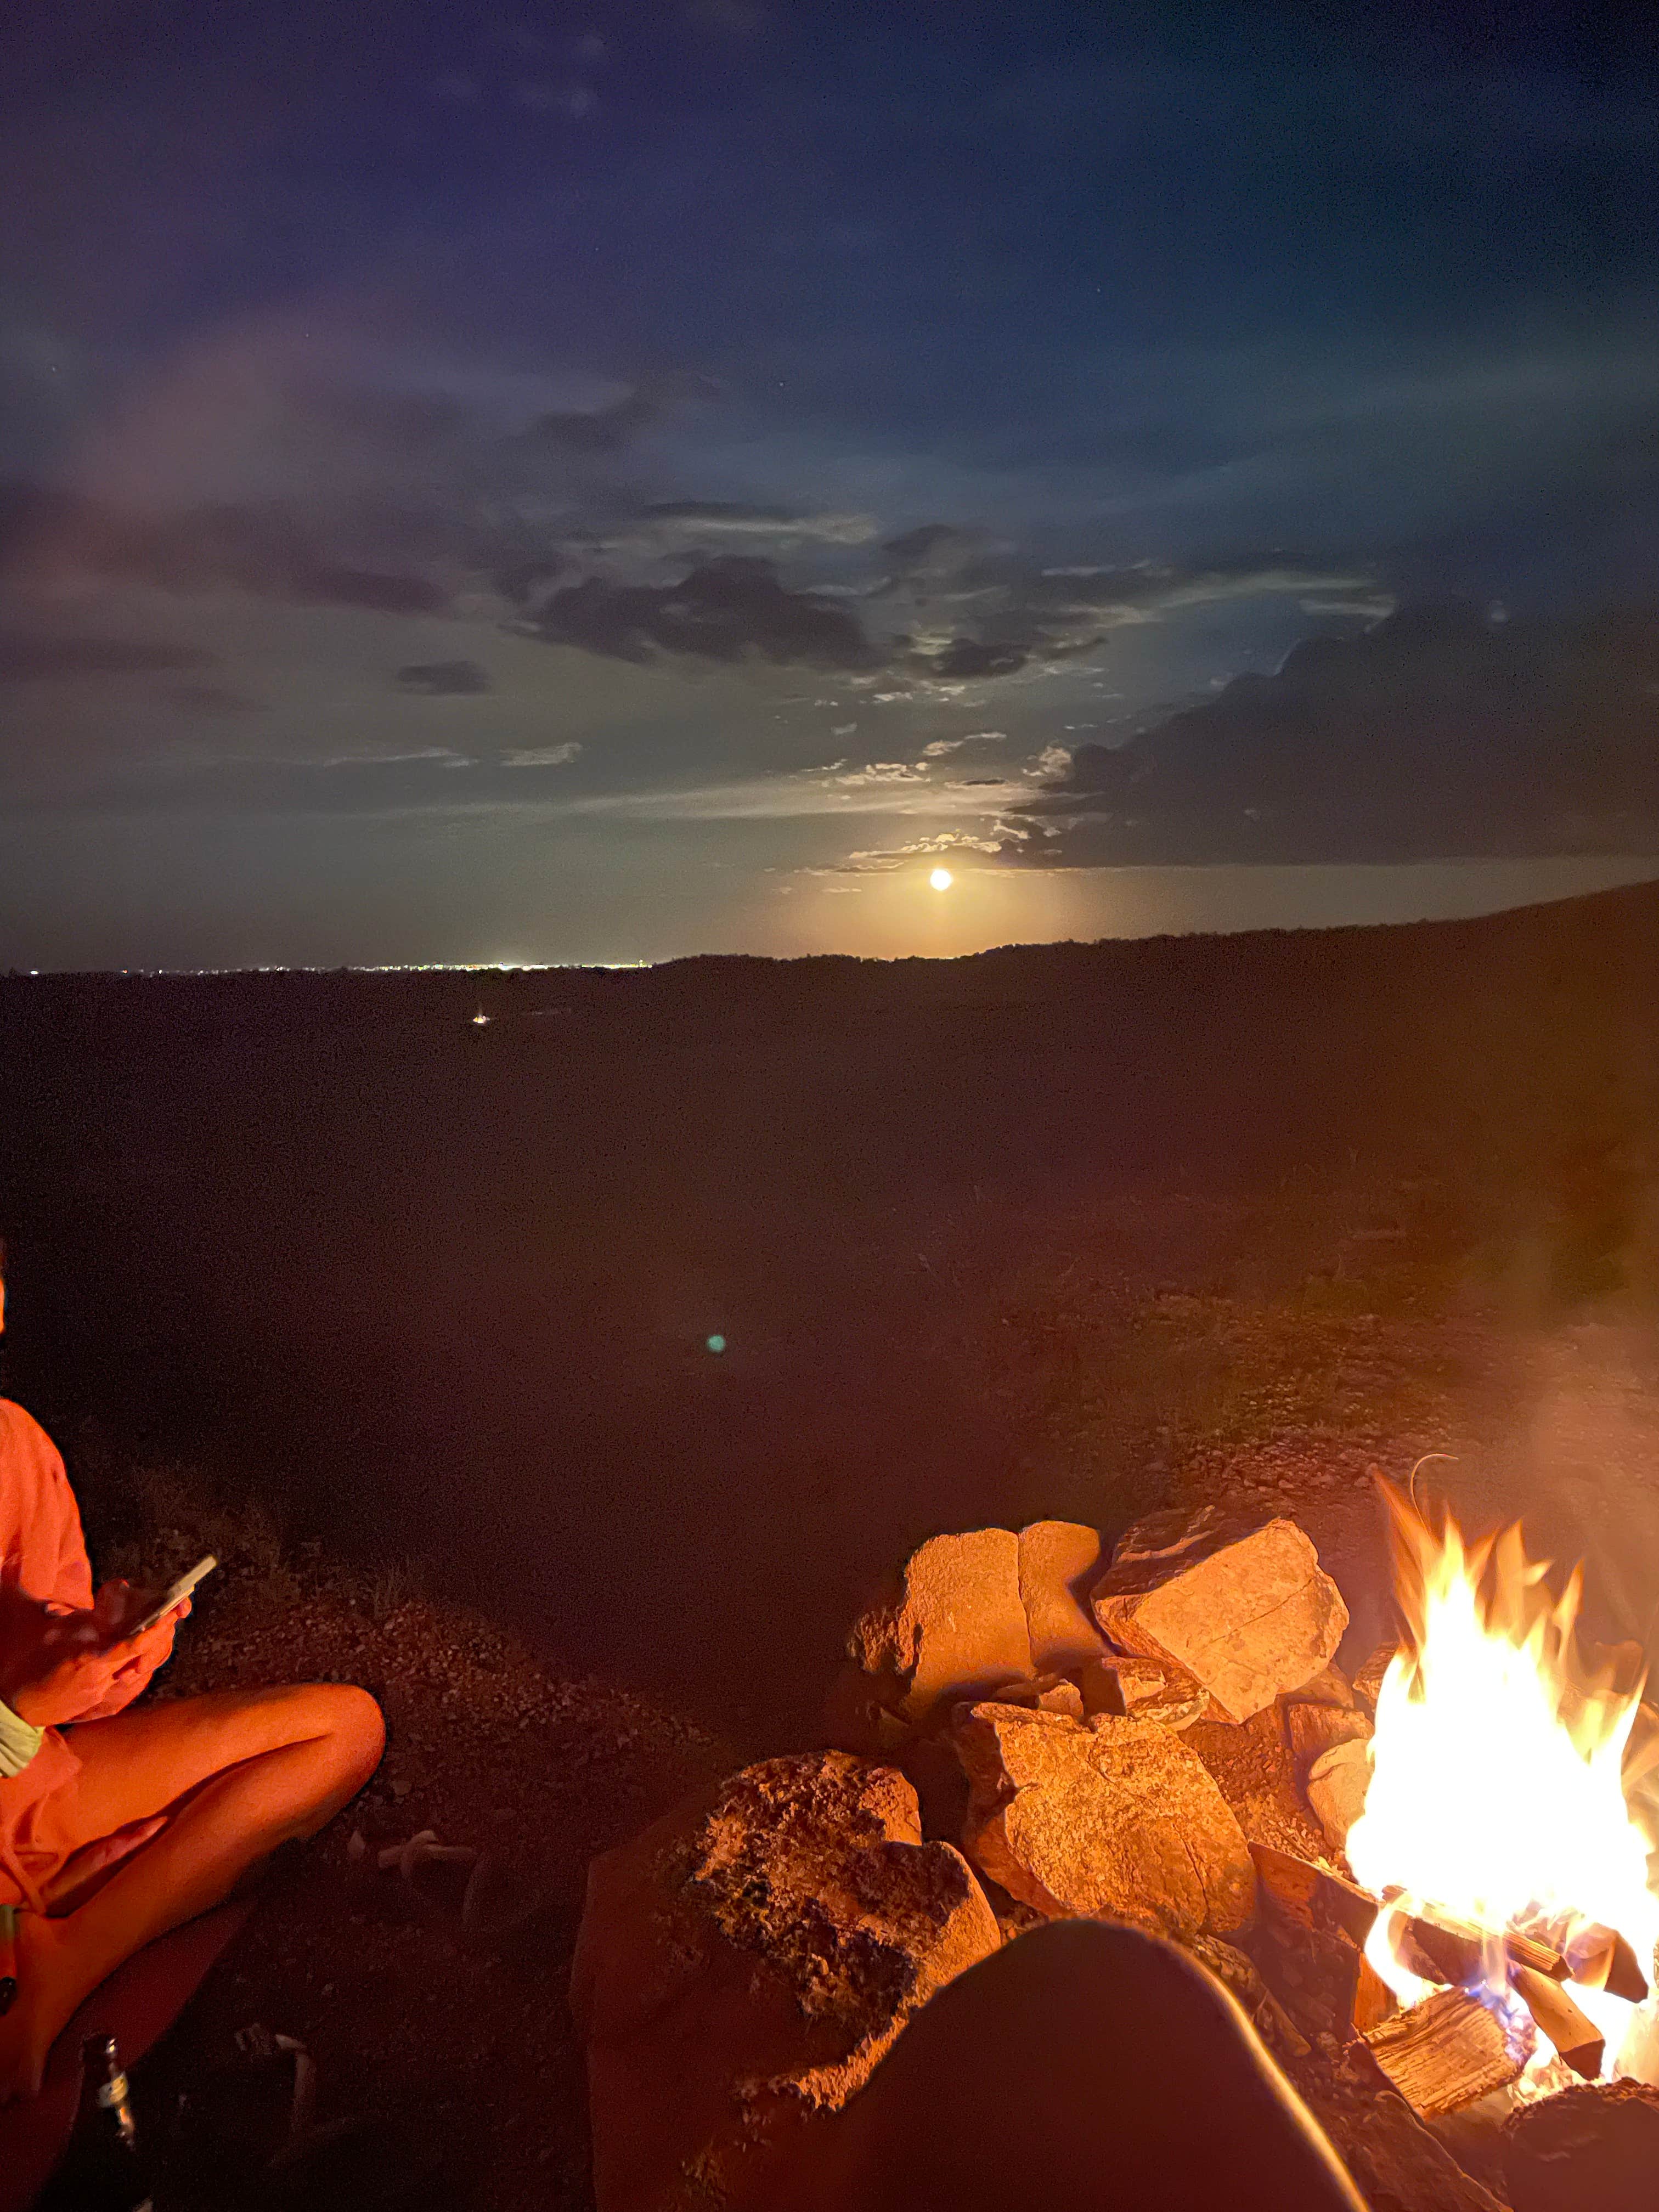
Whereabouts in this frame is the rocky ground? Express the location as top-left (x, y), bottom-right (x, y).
top-left (53, 1163), bottom-right (1659, 2209)
top-left (80, 1480), bottom-right (737, 2210)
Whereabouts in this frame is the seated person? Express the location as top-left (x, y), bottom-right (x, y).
top-left (0, 1255), bottom-right (384, 2102)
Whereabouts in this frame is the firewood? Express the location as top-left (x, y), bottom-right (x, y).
top-left (1390, 1900), bottom-right (1561, 1989)
top-left (1510, 1965), bottom-right (1603, 2081)
top-left (1352, 1952), bottom-right (1398, 2034)
top-left (1564, 1924), bottom-right (1650, 2005)
top-left (1248, 1841), bottom-right (1379, 1945)
top-left (1361, 1988), bottom-right (1525, 2116)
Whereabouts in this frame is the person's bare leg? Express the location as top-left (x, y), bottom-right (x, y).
top-left (0, 1684), bottom-right (383, 2100)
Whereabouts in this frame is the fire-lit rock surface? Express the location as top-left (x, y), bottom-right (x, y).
top-left (1093, 1508), bottom-right (1350, 1723)
top-left (954, 1701), bottom-right (1256, 1937)
top-left (1286, 1699), bottom-right (1373, 1773)
top-left (845, 1527), bottom-right (1035, 1721)
top-left (1306, 1736), bottom-right (1373, 1848)
top-left (1186, 1704), bottom-right (1335, 1865)
top-left (1015, 1519), bottom-right (1108, 1672)
top-left (569, 1750), bottom-right (1001, 2212)
top-left (1503, 2079), bottom-right (1659, 2212)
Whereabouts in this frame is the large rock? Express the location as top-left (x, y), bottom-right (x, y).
top-left (1016, 1520), bottom-right (1108, 1672)
top-left (1306, 1737), bottom-right (1373, 1851)
top-left (1186, 1706), bottom-right (1335, 1864)
top-left (846, 1528), bottom-right (1035, 1722)
top-left (954, 1702), bottom-right (1255, 1938)
top-left (1286, 1701), bottom-right (1373, 1774)
top-left (571, 1751), bottom-right (1001, 2212)
top-left (1504, 2080), bottom-right (1659, 2212)
top-left (1092, 1509), bottom-right (1349, 1723)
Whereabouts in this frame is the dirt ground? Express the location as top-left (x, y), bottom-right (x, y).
top-left (59, 1167), bottom-right (1659, 2209)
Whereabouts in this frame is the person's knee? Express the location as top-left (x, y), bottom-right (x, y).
top-left (325, 1690), bottom-right (382, 1778)
top-left (310, 1683), bottom-right (385, 1784)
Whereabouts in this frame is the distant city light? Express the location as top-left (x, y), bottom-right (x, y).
top-left (705, 1333), bottom-right (727, 1354)
top-left (929, 866), bottom-right (954, 891)
top-left (471, 1007), bottom-right (490, 1026)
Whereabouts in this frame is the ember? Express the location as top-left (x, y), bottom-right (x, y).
top-left (1346, 1483), bottom-right (1659, 2094)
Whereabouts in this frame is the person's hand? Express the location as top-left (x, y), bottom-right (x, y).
top-left (0, 1590), bottom-right (189, 1728)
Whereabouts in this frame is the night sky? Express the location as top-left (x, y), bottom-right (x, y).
top-left (4, 2), bottom-right (1659, 968)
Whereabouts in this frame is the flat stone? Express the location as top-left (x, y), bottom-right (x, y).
top-left (1016, 1520), bottom-right (1107, 1672)
top-left (847, 1528), bottom-right (1034, 1722)
top-left (571, 1751), bottom-right (1001, 2212)
top-left (954, 1702), bottom-right (1255, 1939)
top-left (1287, 1702), bottom-right (1373, 1774)
top-left (1093, 1510), bottom-right (1349, 1724)
top-left (1306, 1736), bottom-right (1373, 1849)
top-left (971, 1673), bottom-right (1087, 1719)
top-left (1079, 1652), bottom-right (1211, 1728)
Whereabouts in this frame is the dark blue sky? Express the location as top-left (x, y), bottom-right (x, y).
top-left (3, 2), bottom-right (1658, 964)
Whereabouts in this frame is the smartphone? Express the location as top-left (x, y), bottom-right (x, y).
top-left (129, 1555), bottom-right (218, 1635)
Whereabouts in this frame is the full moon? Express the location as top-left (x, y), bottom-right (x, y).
top-left (929, 866), bottom-right (954, 891)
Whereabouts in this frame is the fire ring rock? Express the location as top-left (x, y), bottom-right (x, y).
top-left (954, 1702), bottom-right (1256, 1939)
top-left (569, 1750), bottom-right (1002, 2212)
top-left (1092, 1509), bottom-right (1350, 1724)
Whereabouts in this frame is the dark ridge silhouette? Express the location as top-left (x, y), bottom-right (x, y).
top-left (2, 876), bottom-right (1657, 1737)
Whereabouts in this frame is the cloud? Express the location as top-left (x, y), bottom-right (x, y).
top-left (0, 486), bottom-right (449, 616)
top-left (831, 760), bottom-right (929, 787)
top-left (921, 730), bottom-right (1007, 757)
top-left (636, 502), bottom-right (879, 547)
top-left (521, 382), bottom-right (672, 455)
top-left (394, 659), bottom-right (492, 696)
top-left (165, 682), bottom-right (264, 715)
top-left (810, 829), bottom-right (1006, 875)
top-left (0, 633), bottom-right (214, 680)
top-left (515, 556), bottom-right (876, 670)
top-left (502, 742), bottom-right (582, 768)
top-left (1005, 601), bottom-right (1659, 865)
top-left (874, 544), bottom-right (1381, 689)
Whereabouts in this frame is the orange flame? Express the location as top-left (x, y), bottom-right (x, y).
top-left (1345, 1482), bottom-right (1659, 2085)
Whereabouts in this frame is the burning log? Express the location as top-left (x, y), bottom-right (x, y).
top-left (1249, 1842), bottom-right (1379, 1946)
top-left (1387, 1899), bottom-right (1562, 1989)
top-left (1508, 1964), bottom-right (1602, 2081)
top-left (1564, 1923), bottom-right (1650, 2004)
top-left (1351, 1953), bottom-right (1397, 2034)
top-left (1360, 1987), bottom-right (1525, 2117)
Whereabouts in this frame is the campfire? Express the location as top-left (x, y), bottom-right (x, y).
top-left (574, 1484), bottom-right (1659, 2212)
top-left (1347, 1483), bottom-right (1659, 2101)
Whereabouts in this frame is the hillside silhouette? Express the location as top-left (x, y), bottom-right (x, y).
top-left (3, 879), bottom-right (1657, 1737)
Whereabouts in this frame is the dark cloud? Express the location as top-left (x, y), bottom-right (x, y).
top-left (523, 388), bottom-right (657, 454)
top-left (926, 637), bottom-right (1029, 680)
top-left (0, 633), bottom-right (214, 680)
top-left (1007, 602), bottom-right (1659, 865)
top-left (517, 556), bottom-right (876, 670)
top-left (888, 550), bottom-right (1375, 685)
top-left (883, 523), bottom-right (996, 579)
top-left (165, 682), bottom-right (264, 715)
top-left (394, 659), bottom-right (492, 696)
top-left (0, 484), bottom-right (448, 616)
top-left (492, 556), bottom-right (563, 608)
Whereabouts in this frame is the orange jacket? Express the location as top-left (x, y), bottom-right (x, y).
top-left (0, 1398), bottom-right (98, 1909)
